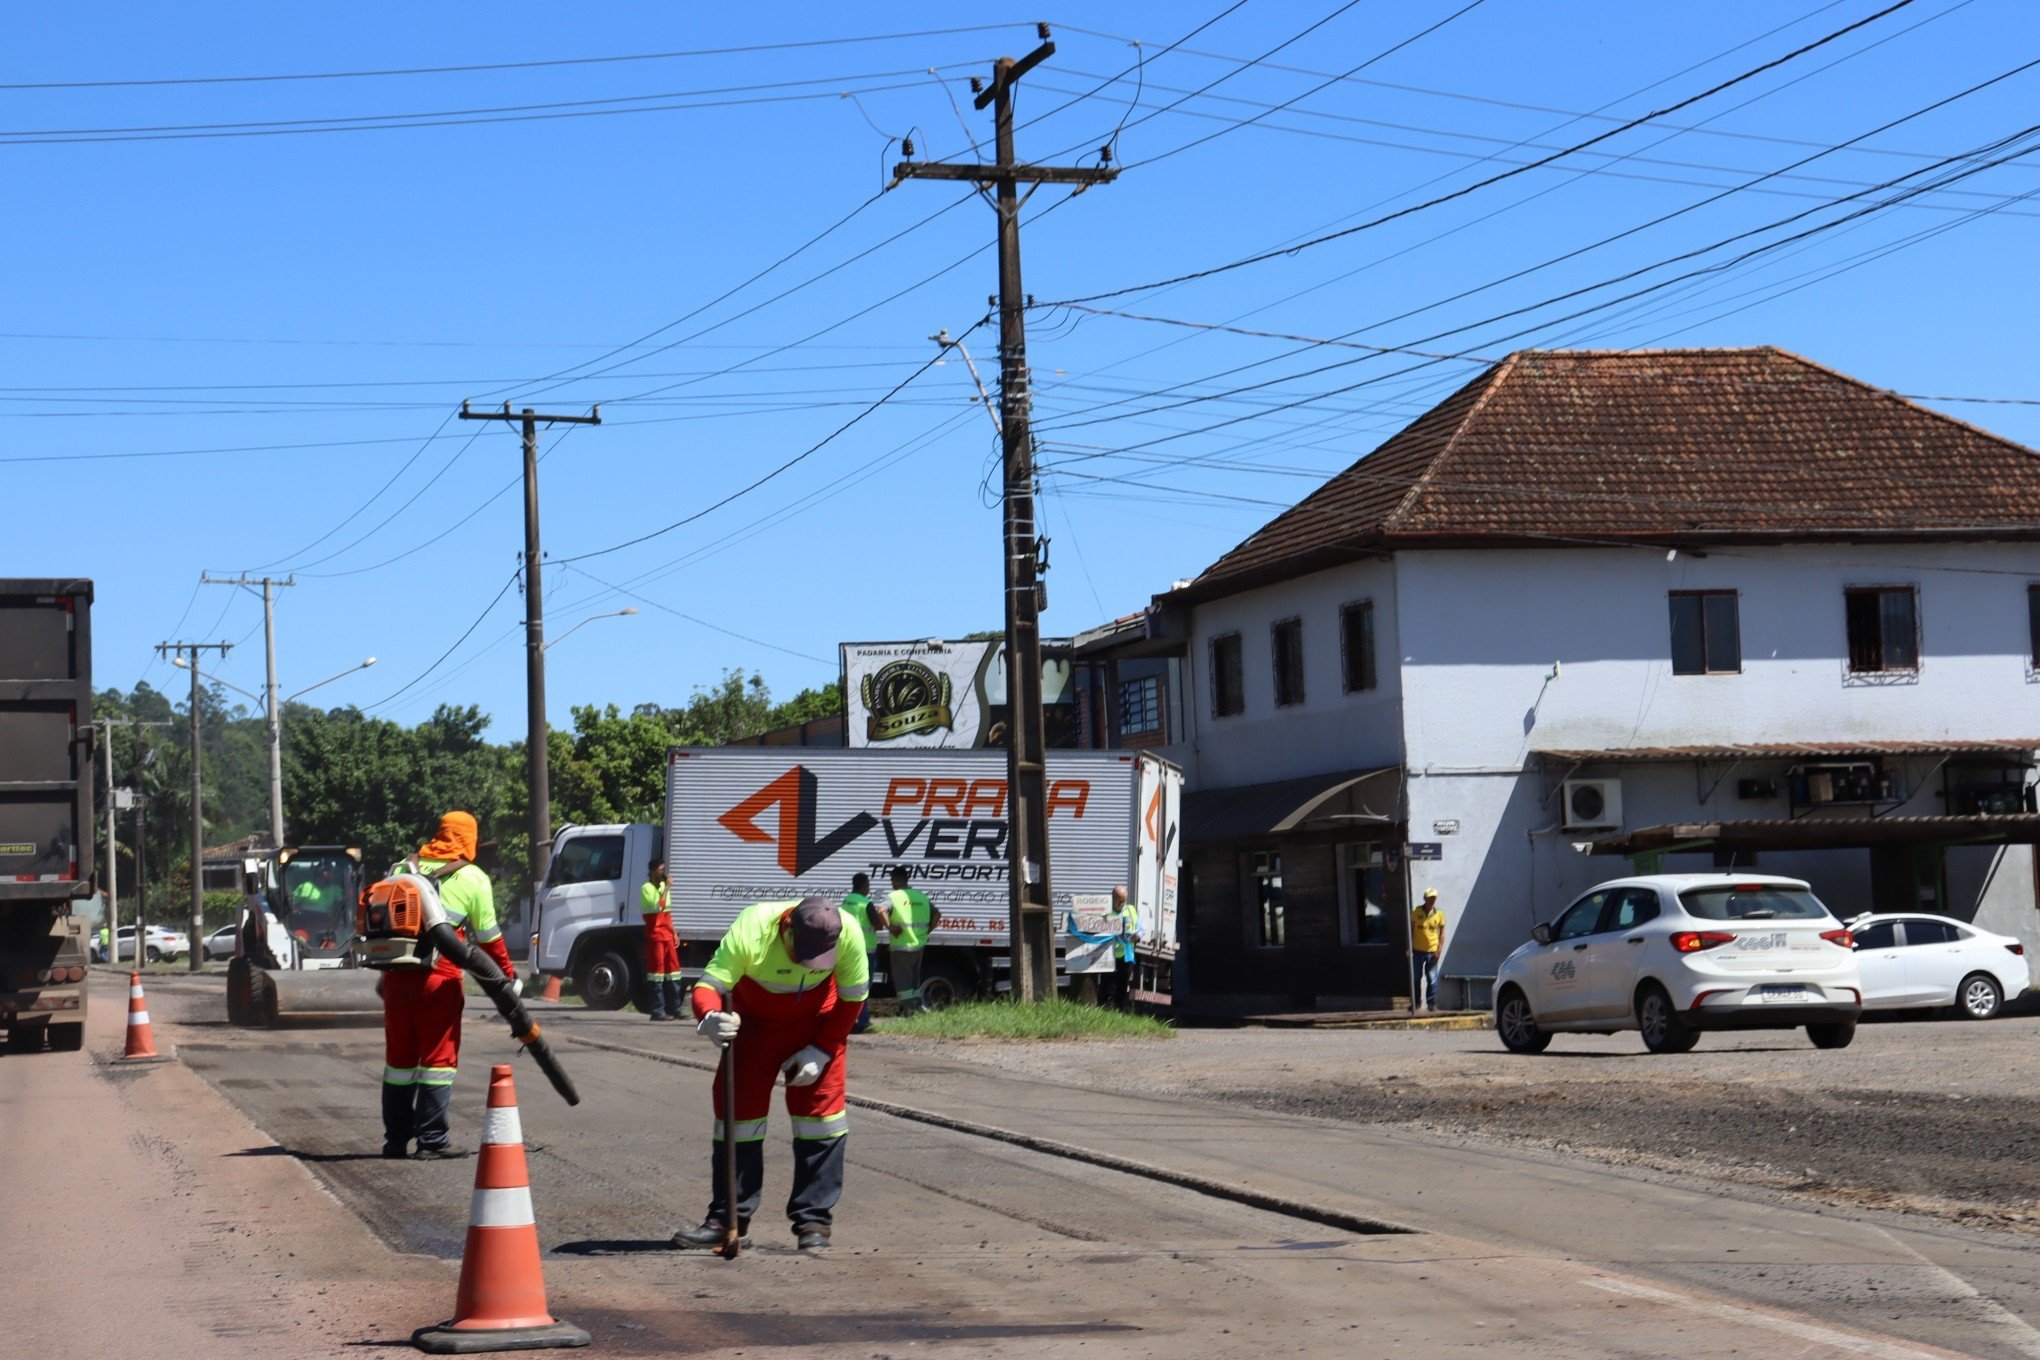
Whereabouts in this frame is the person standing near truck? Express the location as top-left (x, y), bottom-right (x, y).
top-left (672, 897), bottom-right (869, 1252)
top-left (379, 811), bottom-right (517, 1159)
top-left (885, 867), bottom-right (941, 1013)
top-left (641, 855), bottom-right (681, 1022)
top-left (840, 873), bottom-right (888, 1034)
top-left (1103, 883), bottom-right (1140, 1011)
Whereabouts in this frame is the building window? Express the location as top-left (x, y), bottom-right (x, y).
top-left (1337, 844), bottom-right (1391, 945)
top-left (1340, 600), bottom-right (1377, 693)
top-left (1210, 632), bottom-right (1244, 717)
top-left (1248, 851), bottom-right (1285, 948)
top-left (1116, 675), bottom-right (1162, 737)
top-left (1845, 586), bottom-right (1919, 673)
top-left (1271, 617), bottom-right (1305, 707)
top-left (2028, 584), bottom-right (2039, 669)
top-left (1669, 591), bottom-right (1740, 675)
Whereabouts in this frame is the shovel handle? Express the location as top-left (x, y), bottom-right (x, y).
top-left (719, 1034), bottom-right (741, 1260)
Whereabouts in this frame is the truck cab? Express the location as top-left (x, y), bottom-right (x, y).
top-left (534, 823), bottom-right (660, 1010)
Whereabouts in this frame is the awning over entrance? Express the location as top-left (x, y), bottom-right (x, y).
top-left (1183, 767), bottom-right (1401, 843)
top-left (1587, 814), bottom-right (2040, 856)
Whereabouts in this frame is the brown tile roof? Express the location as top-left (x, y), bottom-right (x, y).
top-left (1176, 348), bottom-right (2040, 603)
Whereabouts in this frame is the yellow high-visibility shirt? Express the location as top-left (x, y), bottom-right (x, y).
top-left (1410, 904), bottom-right (1445, 954)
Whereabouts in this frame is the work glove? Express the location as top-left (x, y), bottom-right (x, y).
top-left (780, 1045), bottom-right (830, 1087)
top-left (507, 976), bottom-right (523, 999)
top-left (696, 1010), bottom-right (741, 1048)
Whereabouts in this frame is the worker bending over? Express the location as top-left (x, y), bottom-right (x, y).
top-left (640, 855), bottom-right (681, 1021)
top-left (379, 811), bottom-right (516, 1159)
top-left (672, 897), bottom-right (868, 1252)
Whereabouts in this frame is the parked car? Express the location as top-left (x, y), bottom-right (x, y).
top-left (1846, 913), bottom-right (2029, 1020)
top-left (1495, 874), bottom-right (1863, 1055)
top-left (203, 925), bottom-right (241, 961)
top-left (109, 924), bottom-right (190, 963)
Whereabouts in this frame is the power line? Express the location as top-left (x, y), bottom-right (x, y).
top-left (0, 25), bottom-right (1033, 90)
top-left (1048, 0), bottom-right (1926, 305)
top-left (554, 563), bottom-right (833, 666)
top-left (362, 570), bottom-right (521, 715)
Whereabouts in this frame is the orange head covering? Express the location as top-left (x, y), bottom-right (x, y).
top-left (418, 811), bottom-right (478, 863)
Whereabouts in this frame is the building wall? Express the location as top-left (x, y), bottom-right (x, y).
top-left (1391, 542), bottom-right (2040, 998)
top-left (1162, 557), bottom-right (1405, 788)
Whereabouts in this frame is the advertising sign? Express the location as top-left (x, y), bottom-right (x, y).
top-left (841, 639), bottom-right (1078, 749)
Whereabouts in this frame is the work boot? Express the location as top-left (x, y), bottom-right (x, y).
top-left (411, 1144), bottom-right (470, 1161)
top-left (664, 978), bottom-right (687, 1019)
top-left (671, 1220), bottom-right (750, 1250)
top-left (795, 1225), bottom-right (832, 1251)
top-left (381, 1143), bottom-right (410, 1160)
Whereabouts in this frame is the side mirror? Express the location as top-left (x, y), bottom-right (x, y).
top-left (1531, 923), bottom-right (1554, 946)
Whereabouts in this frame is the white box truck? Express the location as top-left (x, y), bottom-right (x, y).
top-left (532, 747), bottom-right (1182, 1010)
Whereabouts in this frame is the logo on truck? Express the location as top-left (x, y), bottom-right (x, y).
top-left (717, 766), bottom-right (877, 877)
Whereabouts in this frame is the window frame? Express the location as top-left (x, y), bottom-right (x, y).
top-left (1844, 584), bottom-right (1921, 674)
top-left (1115, 673), bottom-right (1163, 738)
top-left (1340, 598), bottom-right (1378, 694)
top-left (1209, 631), bottom-right (1245, 719)
top-left (1668, 589), bottom-right (1742, 675)
top-left (1270, 616), bottom-right (1306, 708)
top-left (1246, 850), bottom-right (1286, 949)
top-left (2027, 583), bottom-right (2040, 673)
top-left (1335, 843), bottom-right (1393, 947)
top-left (1553, 891), bottom-right (1610, 941)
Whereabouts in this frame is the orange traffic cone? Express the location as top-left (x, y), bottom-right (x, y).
top-left (538, 974), bottom-right (563, 1003)
top-left (413, 1065), bottom-right (589, 1354)
top-left (117, 972), bottom-right (166, 1062)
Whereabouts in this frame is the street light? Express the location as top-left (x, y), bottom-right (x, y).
top-left (172, 654), bottom-right (376, 845)
top-left (542, 607), bottom-right (637, 653)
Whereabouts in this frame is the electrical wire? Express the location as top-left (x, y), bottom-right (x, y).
top-left (362, 569), bottom-right (521, 714)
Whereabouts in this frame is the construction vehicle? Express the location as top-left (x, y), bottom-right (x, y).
top-left (533, 747), bottom-right (1183, 1010)
top-left (225, 845), bottom-right (382, 1026)
top-left (0, 580), bottom-right (94, 1054)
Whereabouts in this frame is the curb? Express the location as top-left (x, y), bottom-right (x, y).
top-left (1247, 1012), bottom-right (1492, 1032)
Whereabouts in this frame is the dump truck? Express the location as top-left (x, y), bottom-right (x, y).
top-left (532, 747), bottom-right (1183, 1010)
top-left (0, 580), bottom-right (95, 1054)
top-left (225, 844), bottom-right (382, 1027)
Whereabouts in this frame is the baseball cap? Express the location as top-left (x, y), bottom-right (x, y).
top-left (1422, 888), bottom-right (1438, 900)
top-left (788, 897), bottom-right (842, 970)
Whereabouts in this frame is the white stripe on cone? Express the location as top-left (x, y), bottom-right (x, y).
top-left (481, 1106), bottom-right (523, 1147)
top-left (469, 1186), bottom-right (535, 1229)
top-left (130, 986), bottom-right (145, 999)
top-left (128, 1011), bottom-right (150, 1026)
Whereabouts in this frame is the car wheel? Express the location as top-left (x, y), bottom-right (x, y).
top-left (146, 946), bottom-right (162, 964)
top-left (1807, 1019), bottom-right (1856, 1049)
top-left (1636, 983), bottom-right (1699, 1054)
top-left (575, 947), bottom-right (634, 1012)
top-left (1957, 972), bottom-right (2003, 1022)
top-left (1495, 986), bottom-right (1551, 1054)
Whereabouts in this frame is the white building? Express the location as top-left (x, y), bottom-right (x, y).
top-left (1094, 348), bottom-right (2040, 1012)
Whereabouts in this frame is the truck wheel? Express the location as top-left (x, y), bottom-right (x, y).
top-left (576, 948), bottom-right (634, 1011)
top-left (918, 958), bottom-right (975, 1011)
top-left (250, 968), bottom-right (280, 1028)
top-left (48, 1022), bottom-right (83, 1053)
top-left (226, 957), bottom-right (252, 1025)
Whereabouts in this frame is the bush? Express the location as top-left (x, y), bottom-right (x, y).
top-left (202, 890), bottom-right (243, 933)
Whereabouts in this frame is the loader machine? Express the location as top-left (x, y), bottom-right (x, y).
top-left (225, 845), bottom-right (382, 1026)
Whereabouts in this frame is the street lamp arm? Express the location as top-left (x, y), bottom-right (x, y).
top-left (284, 657), bottom-right (378, 705)
top-left (542, 608), bottom-right (637, 653)
top-left (170, 656), bottom-right (262, 706)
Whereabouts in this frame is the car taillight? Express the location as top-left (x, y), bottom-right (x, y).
top-left (1671, 931), bottom-right (1736, 953)
top-left (1820, 928), bottom-right (1854, 949)
top-left (2008, 943), bottom-right (2026, 956)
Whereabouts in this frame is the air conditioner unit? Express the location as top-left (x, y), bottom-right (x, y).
top-left (1562, 778), bottom-right (1623, 830)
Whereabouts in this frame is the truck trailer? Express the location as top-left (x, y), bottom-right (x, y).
top-left (533, 747), bottom-right (1182, 1010)
top-left (0, 580), bottom-right (95, 1053)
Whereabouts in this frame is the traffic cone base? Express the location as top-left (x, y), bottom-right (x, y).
top-left (538, 975), bottom-right (563, 1003)
top-left (414, 1064), bottom-right (586, 1354)
top-left (117, 972), bottom-right (168, 1063)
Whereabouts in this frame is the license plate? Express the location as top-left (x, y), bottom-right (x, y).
top-left (1753, 985), bottom-right (1809, 1003)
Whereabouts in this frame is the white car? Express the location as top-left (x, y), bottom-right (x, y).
top-left (1846, 913), bottom-right (2029, 1020)
top-left (1495, 874), bottom-right (1863, 1055)
top-left (204, 925), bottom-right (242, 961)
top-left (109, 924), bottom-right (190, 963)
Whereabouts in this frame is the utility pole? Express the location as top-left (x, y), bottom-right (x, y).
top-left (93, 717), bottom-right (171, 963)
top-left (896, 25), bottom-right (1116, 1002)
top-left (458, 401), bottom-right (601, 902)
top-left (158, 639), bottom-right (232, 971)
top-left (202, 574), bottom-right (294, 848)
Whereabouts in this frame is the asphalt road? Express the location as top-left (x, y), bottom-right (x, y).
top-left (47, 970), bottom-right (2040, 1358)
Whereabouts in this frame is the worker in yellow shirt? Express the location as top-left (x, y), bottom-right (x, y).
top-left (885, 867), bottom-right (941, 1012)
top-left (839, 873), bottom-right (889, 1034)
top-left (1408, 888), bottom-right (1446, 1012)
top-left (641, 855), bottom-right (681, 1022)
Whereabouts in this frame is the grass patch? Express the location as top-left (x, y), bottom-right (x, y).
top-left (876, 998), bottom-right (1173, 1041)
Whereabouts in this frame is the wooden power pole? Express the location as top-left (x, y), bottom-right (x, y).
top-left (156, 639), bottom-right (232, 971)
top-left (894, 27), bottom-right (1116, 1001)
top-left (457, 401), bottom-right (601, 903)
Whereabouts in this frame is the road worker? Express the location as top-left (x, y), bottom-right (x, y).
top-left (671, 896), bottom-right (869, 1252)
top-left (379, 811), bottom-right (517, 1159)
top-left (839, 872), bottom-right (890, 1034)
top-left (1105, 883), bottom-right (1140, 1011)
top-left (640, 855), bottom-right (681, 1022)
top-left (885, 867), bottom-right (941, 1012)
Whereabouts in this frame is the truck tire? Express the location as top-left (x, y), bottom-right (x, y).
top-left (226, 957), bottom-right (252, 1025)
top-left (575, 947), bottom-right (635, 1011)
top-left (48, 1022), bottom-right (83, 1053)
top-left (250, 968), bottom-right (280, 1028)
top-left (918, 956), bottom-right (976, 1011)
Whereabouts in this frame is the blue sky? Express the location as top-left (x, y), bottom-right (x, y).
top-left (6, 1), bottom-right (2036, 733)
